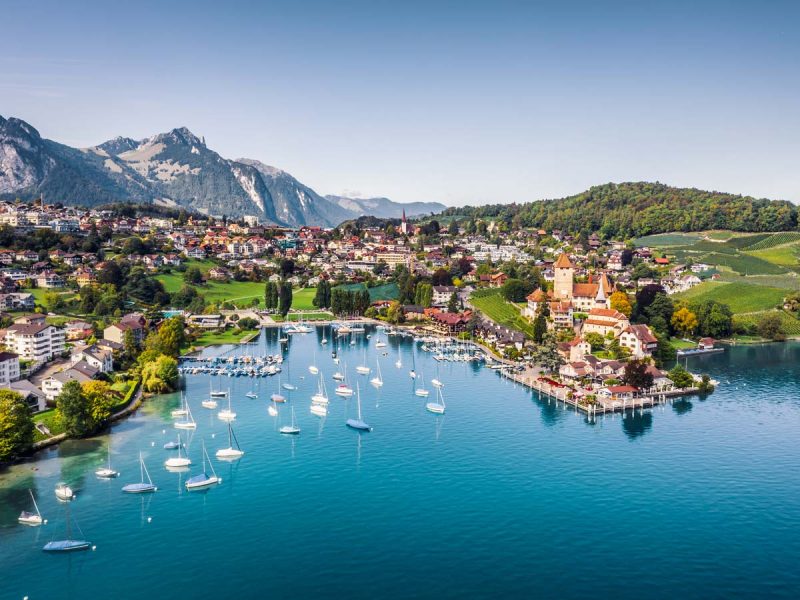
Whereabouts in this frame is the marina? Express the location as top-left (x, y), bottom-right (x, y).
top-left (0, 331), bottom-right (798, 600)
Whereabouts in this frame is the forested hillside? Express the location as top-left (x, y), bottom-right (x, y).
top-left (438, 182), bottom-right (798, 238)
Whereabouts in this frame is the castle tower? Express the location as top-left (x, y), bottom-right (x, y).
top-left (553, 253), bottom-right (574, 300)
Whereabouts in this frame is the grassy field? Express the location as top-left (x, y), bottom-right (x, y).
top-left (633, 233), bottom-right (702, 247)
top-left (675, 281), bottom-right (787, 313)
top-left (334, 283), bottom-right (400, 301)
top-left (156, 274), bottom-right (266, 306)
top-left (717, 272), bottom-right (800, 291)
top-left (292, 287), bottom-right (317, 310)
top-left (747, 244), bottom-right (800, 267)
top-left (193, 328), bottom-right (259, 347)
top-left (272, 312), bottom-right (332, 322)
top-left (33, 409), bottom-right (64, 442)
top-left (470, 288), bottom-right (532, 337)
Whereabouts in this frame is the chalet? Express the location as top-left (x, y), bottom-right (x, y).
top-left (618, 324), bottom-right (659, 358)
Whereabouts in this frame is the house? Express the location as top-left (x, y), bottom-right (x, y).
top-left (598, 385), bottom-right (638, 401)
top-left (698, 337), bottom-right (716, 350)
top-left (35, 271), bottom-right (65, 288)
top-left (64, 320), bottom-right (93, 341)
top-left (41, 366), bottom-right (96, 402)
top-left (74, 345), bottom-right (114, 373)
top-left (431, 285), bottom-right (457, 307)
top-left (0, 293), bottom-right (35, 311)
top-left (4, 323), bottom-right (66, 362)
top-left (403, 305), bottom-right (427, 321)
top-left (5, 379), bottom-right (46, 412)
top-left (490, 272), bottom-right (508, 288)
top-left (557, 338), bottom-right (591, 362)
top-left (618, 324), bottom-right (659, 358)
top-left (582, 308), bottom-right (630, 337)
top-left (0, 351), bottom-right (20, 385)
top-left (186, 314), bottom-right (224, 329)
top-left (104, 313), bottom-right (147, 345)
top-left (430, 311), bottom-right (470, 335)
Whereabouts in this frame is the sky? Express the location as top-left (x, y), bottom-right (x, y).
top-left (2, 0), bottom-right (799, 205)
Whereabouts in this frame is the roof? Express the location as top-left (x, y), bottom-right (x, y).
top-left (623, 323), bottom-right (658, 344)
top-left (572, 283), bottom-right (600, 298)
top-left (554, 253), bottom-right (574, 269)
top-left (526, 288), bottom-right (547, 302)
top-left (0, 351), bottom-right (18, 361)
top-left (606, 385), bottom-right (638, 393)
top-left (587, 308), bottom-right (628, 320)
top-left (7, 323), bottom-right (50, 336)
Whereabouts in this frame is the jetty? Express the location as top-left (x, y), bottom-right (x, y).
top-left (499, 365), bottom-right (700, 418)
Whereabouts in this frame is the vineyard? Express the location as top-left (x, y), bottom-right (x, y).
top-left (744, 232), bottom-right (800, 250)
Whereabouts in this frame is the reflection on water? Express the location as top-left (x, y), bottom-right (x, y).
top-left (622, 411), bottom-right (653, 439)
top-left (672, 399), bottom-right (693, 415)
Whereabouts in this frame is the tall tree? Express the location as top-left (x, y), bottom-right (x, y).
top-left (278, 282), bottom-right (293, 316)
top-left (0, 389), bottom-right (34, 461)
top-left (56, 381), bottom-right (92, 437)
top-left (623, 359), bottom-right (654, 389)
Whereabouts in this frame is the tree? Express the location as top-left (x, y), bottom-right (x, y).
top-left (532, 309), bottom-right (547, 343)
top-left (142, 355), bottom-right (179, 393)
top-left (157, 317), bottom-right (186, 357)
top-left (671, 307), bottom-right (699, 337)
top-left (43, 291), bottom-right (64, 312)
top-left (264, 281), bottom-right (279, 311)
top-left (644, 293), bottom-right (674, 335)
top-left (183, 266), bottom-right (203, 284)
top-left (431, 268), bottom-right (452, 286)
top-left (584, 332), bottom-right (605, 351)
top-left (446, 292), bottom-right (458, 313)
top-left (501, 278), bottom-right (532, 302)
top-left (386, 301), bottom-right (404, 324)
top-left (623, 359), bottom-right (653, 389)
top-left (692, 300), bottom-right (733, 338)
top-left (81, 381), bottom-right (115, 428)
top-left (278, 282), bottom-right (293, 316)
top-left (668, 364), bottom-right (694, 389)
top-left (757, 313), bottom-right (786, 341)
top-left (56, 380), bottom-right (92, 437)
top-left (414, 283), bottom-right (433, 308)
top-left (530, 334), bottom-right (564, 373)
top-left (0, 389), bottom-right (34, 462)
top-left (313, 280), bottom-right (331, 309)
top-left (280, 259), bottom-right (295, 276)
top-left (633, 284), bottom-right (666, 320)
top-left (609, 291), bottom-right (632, 317)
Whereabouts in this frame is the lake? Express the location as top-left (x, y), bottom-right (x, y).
top-left (1, 328), bottom-right (799, 600)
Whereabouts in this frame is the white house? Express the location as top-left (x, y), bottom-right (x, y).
top-left (0, 351), bottom-right (20, 385)
top-left (4, 323), bottom-right (66, 362)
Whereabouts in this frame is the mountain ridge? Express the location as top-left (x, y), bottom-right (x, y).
top-left (0, 115), bottom-right (445, 227)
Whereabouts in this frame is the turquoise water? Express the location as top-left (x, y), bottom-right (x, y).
top-left (1, 329), bottom-right (799, 599)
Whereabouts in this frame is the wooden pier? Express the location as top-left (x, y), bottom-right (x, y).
top-left (499, 366), bottom-right (695, 417)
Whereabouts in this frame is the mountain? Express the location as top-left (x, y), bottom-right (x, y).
top-left (325, 195), bottom-right (445, 219)
top-left (0, 115), bottom-right (440, 228)
top-left (436, 182), bottom-right (799, 238)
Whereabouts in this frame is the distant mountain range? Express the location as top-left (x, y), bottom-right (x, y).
top-left (0, 115), bottom-right (446, 227)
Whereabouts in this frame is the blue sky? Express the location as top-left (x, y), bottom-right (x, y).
top-left (2, 0), bottom-right (798, 205)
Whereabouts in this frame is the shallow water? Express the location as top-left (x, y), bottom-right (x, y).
top-left (1, 329), bottom-right (799, 599)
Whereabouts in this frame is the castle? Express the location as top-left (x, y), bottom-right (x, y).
top-left (524, 253), bottom-right (612, 320)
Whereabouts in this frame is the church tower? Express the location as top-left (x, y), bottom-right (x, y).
top-left (553, 253), bottom-right (574, 300)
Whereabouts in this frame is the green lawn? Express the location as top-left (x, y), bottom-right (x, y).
top-left (193, 328), bottom-right (259, 347)
top-left (470, 288), bottom-right (532, 337)
top-left (675, 281), bottom-right (786, 313)
top-left (33, 409), bottom-right (64, 441)
top-left (669, 338), bottom-right (698, 349)
top-left (334, 282), bottom-right (400, 301)
top-left (272, 311), bottom-right (332, 322)
top-left (156, 274), bottom-right (266, 306)
top-left (633, 233), bottom-right (702, 247)
top-left (293, 287), bottom-right (318, 310)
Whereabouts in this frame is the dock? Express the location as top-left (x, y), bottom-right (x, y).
top-left (499, 366), bottom-right (698, 418)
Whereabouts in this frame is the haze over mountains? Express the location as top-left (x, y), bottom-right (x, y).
top-left (0, 115), bottom-right (445, 227)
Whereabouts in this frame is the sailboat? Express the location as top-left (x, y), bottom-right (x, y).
top-left (279, 406), bottom-right (301, 435)
top-left (174, 400), bottom-right (197, 429)
top-left (370, 359), bottom-right (383, 387)
top-left (311, 373), bottom-right (329, 417)
top-left (409, 351), bottom-right (416, 379)
top-left (210, 379), bottom-right (228, 397)
top-left (55, 483), bottom-right (73, 502)
top-left (426, 386), bottom-right (446, 414)
top-left (95, 445), bottom-right (119, 478)
top-left (356, 347), bottom-right (371, 375)
top-left (415, 371), bottom-right (430, 397)
top-left (375, 332), bottom-right (386, 348)
top-left (346, 383), bottom-right (371, 431)
top-left (245, 390), bottom-right (258, 399)
top-left (308, 349), bottom-right (319, 375)
top-left (335, 367), bottom-right (354, 397)
top-left (122, 452), bottom-right (157, 493)
top-left (216, 421), bottom-right (244, 460)
top-left (43, 503), bottom-right (90, 553)
top-left (395, 357), bottom-right (402, 369)
top-left (217, 392), bottom-right (236, 421)
top-left (19, 489), bottom-right (46, 526)
top-left (431, 366), bottom-right (444, 389)
top-left (171, 391), bottom-right (188, 417)
top-left (202, 381), bottom-right (219, 408)
top-left (164, 437), bottom-right (183, 450)
top-left (185, 441), bottom-right (222, 490)
top-left (164, 434), bottom-right (192, 468)
top-left (271, 373), bottom-right (287, 403)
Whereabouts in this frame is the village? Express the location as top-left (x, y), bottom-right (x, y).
top-left (0, 199), bottom-right (725, 424)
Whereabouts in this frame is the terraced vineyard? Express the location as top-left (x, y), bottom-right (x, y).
top-left (674, 281), bottom-right (786, 313)
top-left (470, 288), bottom-right (533, 337)
top-left (744, 232), bottom-right (800, 250)
top-left (733, 311), bottom-right (800, 336)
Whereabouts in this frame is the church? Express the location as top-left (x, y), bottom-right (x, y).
top-left (524, 253), bottom-right (612, 322)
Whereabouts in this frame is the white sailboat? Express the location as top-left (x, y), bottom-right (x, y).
top-left (279, 406), bottom-right (301, 435)
top-left (18, 489), bottom-right (46, 526)
top-left (308, 349), bottom-right (319, 375)
top-left (268, 403), bottom-right (278, 417)
top-left (122, 452), bottom-right (157, 493)
top-left (312, 372), bottom-right (329, 405)
top-left (202, 381), bottom-right (219, 409)
top-left (271, 374), bottom-right (286, 403)
top-left (174, 400), bottom-right (197, 429)
top-left (164, 434), bottom-right (192, 468)
top-left (245, 390), bottom-right (258, 399)
top-left (426, 385), bottom-right (446, 414)
top-left (370, 359), bottom-right (383, 387)
top-left (185, 441), bottom-right (222, 490)
top-left (217, 392), bottom-right (236, 421)
top-left (346, 383), bottom-right (371, 431)
top-left (395, 357), bottom-right (402, 369)
top-left (54, 483), bottom-right (73, 502)
top-left (171, 392), bottom-right (188, 417)
top-left (375, 332), bottom-right (386, 348)
top-left (415, 371), bottom-right (430, 397)
top-left (95, 445), bottom-right (119, 478)
top-left (335, 367), bottom-right (354, 397)
top-left (356, 347), bottom-right (371, 375)
top-left (216, 421), bottom-right (244, 460)
top-left (431, 367), bottom-right (444, 388)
